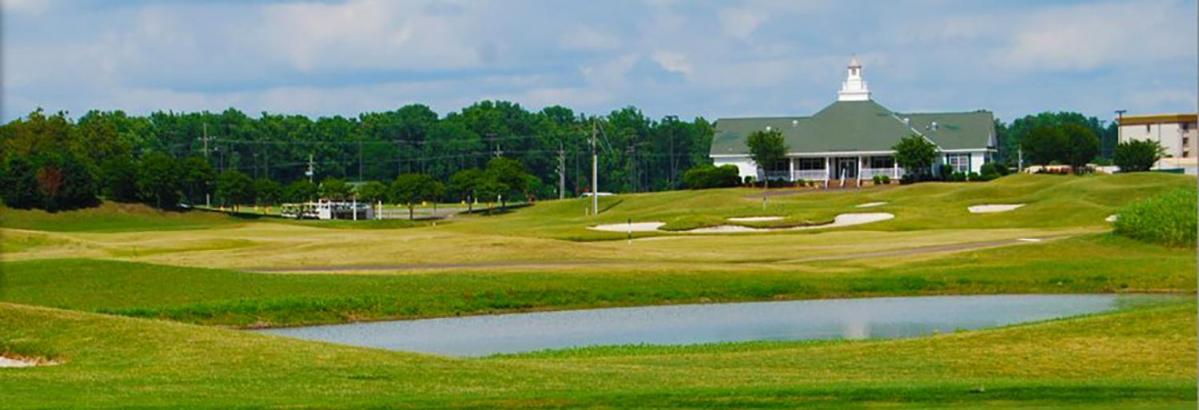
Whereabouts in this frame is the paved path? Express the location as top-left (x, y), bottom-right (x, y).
top-left (248, 234), bottom-right (1073, 273)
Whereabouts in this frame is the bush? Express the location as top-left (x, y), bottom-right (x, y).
top-left (979, 163), bottom-right (1005, 181)
top-left (1114, 140), bottom-right (1164, 172)
top-left (945, 171), bottom-right (967, 182)
top-left (683, 164), bottom-right (741, 189)
top-left (1114, 188), bottom-right (1197, 247)
top-left (967, 172), bottom-right (980, 181)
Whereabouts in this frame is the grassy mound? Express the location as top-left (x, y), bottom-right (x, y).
top-left (1115, 187), bottom-right (1197, 247)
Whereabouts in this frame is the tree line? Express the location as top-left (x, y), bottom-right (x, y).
top-left (0, 103), bottom-right (715, 211)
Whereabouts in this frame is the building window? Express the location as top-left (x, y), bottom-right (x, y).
top-left (868, 156), bottom-right (894, 169)
top-left (797, 158), bottom-right (825, 170)
top-left (946, 154), bottom-right (970, 173)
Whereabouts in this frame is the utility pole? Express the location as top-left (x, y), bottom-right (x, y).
top-left (306, 154), bottom-right (315, 183)
top-left (487, 132), bottom-right (501, 158)
top-left (201, 123), bottom-right (212, 207)
top-left (591, 121), bottom-right (599, 216)
top-left (558, 140), bottom-right (566, 200)
top-left (1115, 109), bottom-right (1126, 160)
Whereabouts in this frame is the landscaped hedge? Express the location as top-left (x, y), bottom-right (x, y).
top-left (1114, 188), bottom-right (1197, 247)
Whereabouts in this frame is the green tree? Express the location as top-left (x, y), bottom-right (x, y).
top-left (448, 168), bottom-right (484, 212)
top-left (745, 129), bottom-right (787, 195)
top-left (318, 177), bottom-right (352, 201)
top-left (390, 173), bottom-right (439, 220)
top-left (1021, 125), bottom-right (1068, 168)
top-left (282, 180), bottom-right (318, 203)
top-left (136, 152), bottom-right (181, 209)
top-left (100, 156), bottom-right (139, 202)
top-left (215, 170), bottom-right (254, 210)
top-left (485, 157), bottom-right (533, 208)
top-left (474, 177), bottom-right (509, 215)
top-left (892, 134), bottom-right (938, 180)
top-left (354, 181), bottom-right (389, 204)
top-left (178, 156), bottom-right (215, 206)
top-left (0, 156), bottom-right (40, 209)
top-left (1113, 140), bottom-right (1164, 172)
top-left (1062, 123), bottom-right (1099, 173)
top-left (253, 178), bottom-right (282, 206)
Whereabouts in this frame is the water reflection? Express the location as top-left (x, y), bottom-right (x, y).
top-left (256, 294), bottom-right (1175, 357)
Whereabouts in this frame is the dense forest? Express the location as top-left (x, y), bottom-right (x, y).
top-left (0, 100), bottom-right (1117, 212)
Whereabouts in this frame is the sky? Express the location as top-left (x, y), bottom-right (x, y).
top-left (3, 0), bottom-right (1196, 123)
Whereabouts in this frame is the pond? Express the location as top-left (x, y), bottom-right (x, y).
top-left (255, 294), bottom-right (1168, 357)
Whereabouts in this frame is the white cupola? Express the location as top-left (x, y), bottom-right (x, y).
top-left (837, 55), bottom-right (871, 102)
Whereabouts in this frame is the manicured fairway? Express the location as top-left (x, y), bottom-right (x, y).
top-left (0, 173), bottom-right (1195, 408)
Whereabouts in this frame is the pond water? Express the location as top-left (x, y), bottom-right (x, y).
top-left (255, 294), bottom-right (1167, 357)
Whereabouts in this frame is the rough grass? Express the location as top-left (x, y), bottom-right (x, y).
top-left (0, 299), bottom-right (1192, 409)
top-left (1115, 187), bottom-right (1198, 247)
top-left (1, 233), bottom-right (1192, 328)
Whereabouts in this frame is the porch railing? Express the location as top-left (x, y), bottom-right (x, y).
top-left (861, 167), bottom-right (904, 179)
top-left (791, 170), bottom-right (829, 181)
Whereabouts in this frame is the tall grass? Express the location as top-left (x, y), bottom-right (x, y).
top-left (1115, 187), bottom-right (1197, 247)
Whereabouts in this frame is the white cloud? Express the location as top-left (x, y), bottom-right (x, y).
top-left (718, 7), bottom-right (766, 39)
top-left (652, 51), bottom-right (692, 76)
top-left (992, 0), bottom-right (1193, 71)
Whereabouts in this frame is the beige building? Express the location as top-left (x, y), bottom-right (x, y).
top-left (1118, 113), bottom-right (1198, 174)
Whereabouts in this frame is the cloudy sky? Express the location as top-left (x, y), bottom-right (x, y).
top-left (3, 0), bottom-right (1196, 123)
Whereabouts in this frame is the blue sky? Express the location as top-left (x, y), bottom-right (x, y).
top-left (3, 0), bottom-right (1196, 123)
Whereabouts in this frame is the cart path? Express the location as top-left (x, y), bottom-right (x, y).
top-left (247, 234), bottom-right (1074, 273)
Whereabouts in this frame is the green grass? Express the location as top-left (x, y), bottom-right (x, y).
top-left (1115, 187), bottom-right (1198, 247)
top-left (0, 299), bottom-right (1192, 408)
top-left (2, 233), bottom-right (1191, 327)
top-left (0, 202), bottom-right (243, 232)
top-left (1, 172), bottom-right (1195, 407)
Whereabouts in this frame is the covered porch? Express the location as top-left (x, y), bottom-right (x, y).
top-left (765, 155), bottom-right (905, 183)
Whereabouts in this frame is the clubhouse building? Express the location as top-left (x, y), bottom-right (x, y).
top-left (710, 57), bottom-right (997, 183)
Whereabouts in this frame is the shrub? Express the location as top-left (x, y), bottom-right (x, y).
top-left (1114, 188), bottom-right (1197, 247)
top-left (880, 175), bottom-right (891, 185)
top-left (683, 164), bottom-right (741, 189)
top-left (979, 163), bottom-right (1006, 181)
top-left (1114, 140), bottom-right (1164, 172)
top-left (967, 172), bottom-right (980, 181)
top-left (872, 175), bottom-right (882, 185)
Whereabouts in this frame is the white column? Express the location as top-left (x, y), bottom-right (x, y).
top-left (825, 156), bottom-right (831, 187)
top-left (788, 157), bottom-right (796, 181)
top-left (892, 158), bottom-right (898, 179)
top-left (857, 156), bottom-right (863, 185)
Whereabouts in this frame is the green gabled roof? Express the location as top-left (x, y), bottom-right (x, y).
top-left (710, 100), bottom-right (995, 156)
top-left (899, 111), bottom-right (995, 150)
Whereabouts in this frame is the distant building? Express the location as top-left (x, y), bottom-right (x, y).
top-left (1117, 113), bottom-right (1198, 174)
top-left (710, 57), bottom-right (996, 184)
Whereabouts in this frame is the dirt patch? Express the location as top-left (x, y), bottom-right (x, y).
top-left (856, 202), bottom-right (887, 208)
top-left (968, 204), bottom-right (1025, 214)
top-left (1105, 214), bottom-right (1118, 223)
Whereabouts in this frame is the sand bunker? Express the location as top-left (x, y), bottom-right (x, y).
top-left (1105, 214), bottom-right (1118, 223)
top-left (727, 216), bottom-right (783, 222)
top-left (687, 213), bottom-right (894, 233)
top-left (968, 204), bottom-right (1025, 214)
top-left (856, 202), bottom-right (887, 208)
top-left (0, 356), bottom-right (44, 368)
top-left (589, 222), bottom-right (665, 232)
